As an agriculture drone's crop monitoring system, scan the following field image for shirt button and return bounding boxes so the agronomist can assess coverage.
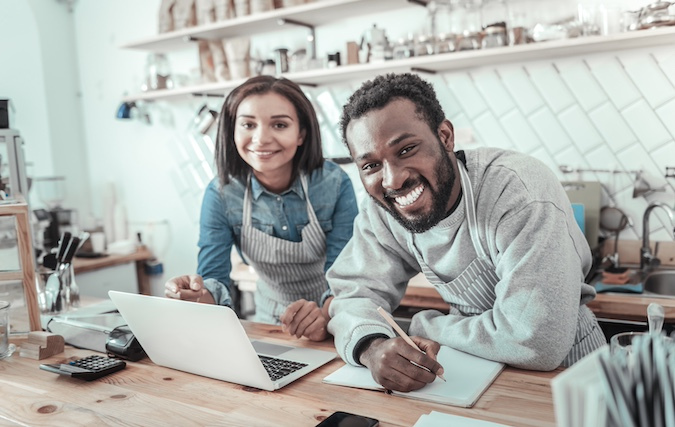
[282,226,288,231]
[277,197,282,201]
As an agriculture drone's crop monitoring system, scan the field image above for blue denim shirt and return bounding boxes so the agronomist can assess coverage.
[198,160,358,307]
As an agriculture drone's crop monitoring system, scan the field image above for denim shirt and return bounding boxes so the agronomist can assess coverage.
[198,160,358,307]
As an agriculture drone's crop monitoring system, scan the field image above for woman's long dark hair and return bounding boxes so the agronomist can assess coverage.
[214,76,324,187]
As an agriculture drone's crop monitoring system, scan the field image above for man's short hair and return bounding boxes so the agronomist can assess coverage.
[339,73,446,147]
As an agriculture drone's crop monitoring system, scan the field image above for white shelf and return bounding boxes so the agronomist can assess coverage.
[122,26,675,102]
[121,0,417,52]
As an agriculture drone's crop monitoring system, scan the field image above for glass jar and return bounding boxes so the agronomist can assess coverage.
[431,0,458,53]
[481,0,509,29]
[392,37,415,60]
[453,0,483,51]
[143,53,173,91]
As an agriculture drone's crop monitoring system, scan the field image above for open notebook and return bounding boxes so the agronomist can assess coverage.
[323,346,504,407]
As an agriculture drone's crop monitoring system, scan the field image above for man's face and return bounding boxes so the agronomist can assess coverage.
[346,99,457,233]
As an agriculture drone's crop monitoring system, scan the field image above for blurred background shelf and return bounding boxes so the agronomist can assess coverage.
[120,0,417,52]
[121,24,675,102]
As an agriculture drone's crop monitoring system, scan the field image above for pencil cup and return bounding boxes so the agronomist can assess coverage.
[610,331,645,356]
[610,331,673,359]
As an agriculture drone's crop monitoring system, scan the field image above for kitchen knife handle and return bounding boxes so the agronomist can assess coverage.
[56,231,72,262]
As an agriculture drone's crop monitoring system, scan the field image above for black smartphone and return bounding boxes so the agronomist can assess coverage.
[316,411,379,427]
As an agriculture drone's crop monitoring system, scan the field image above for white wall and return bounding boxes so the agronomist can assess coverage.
[0,1,55,198]
[2,0,674,293]
[0,1,91,214]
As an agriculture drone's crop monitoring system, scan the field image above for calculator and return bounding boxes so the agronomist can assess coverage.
[40,355,126,381]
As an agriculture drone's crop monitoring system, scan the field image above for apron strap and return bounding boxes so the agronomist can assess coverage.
[458,163,489,260]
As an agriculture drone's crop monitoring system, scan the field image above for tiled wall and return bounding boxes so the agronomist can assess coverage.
[309,45,675,245]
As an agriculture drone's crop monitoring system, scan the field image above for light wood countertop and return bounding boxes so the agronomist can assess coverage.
[72,245,154,274]
[72,246,155,295]
[401,280,675,324]
[3,321,561,427]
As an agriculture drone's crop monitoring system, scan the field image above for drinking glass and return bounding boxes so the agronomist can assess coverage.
[0,301,16,359]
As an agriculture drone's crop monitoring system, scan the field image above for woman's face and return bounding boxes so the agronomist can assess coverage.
[233,92,305,182]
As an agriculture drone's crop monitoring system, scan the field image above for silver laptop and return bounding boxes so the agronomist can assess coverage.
[108,291,336,391]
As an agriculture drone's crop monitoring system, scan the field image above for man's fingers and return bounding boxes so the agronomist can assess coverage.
[375,360,430,392]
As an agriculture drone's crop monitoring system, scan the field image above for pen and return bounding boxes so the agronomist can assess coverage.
[376,306,446,382]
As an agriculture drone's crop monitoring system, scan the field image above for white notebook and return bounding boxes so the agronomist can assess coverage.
[323,346,505,407]
[414,411,513,427]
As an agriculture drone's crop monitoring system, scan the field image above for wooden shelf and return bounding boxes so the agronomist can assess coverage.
[122,26,675,102]
[121,0,416,52]
[0,198,39,331]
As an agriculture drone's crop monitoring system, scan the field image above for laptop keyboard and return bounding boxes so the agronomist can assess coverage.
[258,355,307,381]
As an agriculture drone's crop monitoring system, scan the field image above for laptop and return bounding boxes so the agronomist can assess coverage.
[108,291,337,391]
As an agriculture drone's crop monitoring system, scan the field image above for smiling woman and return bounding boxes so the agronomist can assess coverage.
[164,76,359,343]
[232,92,305,193]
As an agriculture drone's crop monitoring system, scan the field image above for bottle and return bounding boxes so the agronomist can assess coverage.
[144,53,173,91]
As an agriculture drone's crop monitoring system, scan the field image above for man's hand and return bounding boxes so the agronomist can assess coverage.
[358,336,443,392]
[280,298,330,341]
[165,274,215,304]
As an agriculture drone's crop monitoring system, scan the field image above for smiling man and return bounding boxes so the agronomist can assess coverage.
[326,73,606,393]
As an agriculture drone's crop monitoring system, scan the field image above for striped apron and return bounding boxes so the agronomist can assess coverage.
[410,163,604,366]
[241,174,327,325]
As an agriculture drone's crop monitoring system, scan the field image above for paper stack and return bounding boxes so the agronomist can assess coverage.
[551,334,675,427]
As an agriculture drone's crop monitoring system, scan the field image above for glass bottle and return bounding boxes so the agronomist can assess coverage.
[453,0,482,51]
[431,0,458,54]
[144,53,173,91]
[481,0,509,48]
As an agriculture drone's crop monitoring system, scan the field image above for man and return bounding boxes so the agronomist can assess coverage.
[326,73,606,393]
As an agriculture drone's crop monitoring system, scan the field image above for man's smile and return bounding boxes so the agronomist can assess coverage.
[393,184,425,207]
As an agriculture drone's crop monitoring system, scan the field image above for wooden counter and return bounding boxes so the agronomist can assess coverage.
[72,246,154,295]
[401,284,675,324]
[2,322,561,427]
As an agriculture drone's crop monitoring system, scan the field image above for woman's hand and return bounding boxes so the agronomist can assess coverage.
[164,274,215,304]
[358,336,442,392]
[280,297,332,341]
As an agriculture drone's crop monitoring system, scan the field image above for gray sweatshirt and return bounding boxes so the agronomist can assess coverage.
[327,147,605,371]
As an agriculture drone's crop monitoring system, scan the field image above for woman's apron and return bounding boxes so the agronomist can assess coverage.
[409,164,602,366]
[240,174,327,325]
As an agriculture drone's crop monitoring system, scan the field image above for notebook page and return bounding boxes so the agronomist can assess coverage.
[323,346,504,407]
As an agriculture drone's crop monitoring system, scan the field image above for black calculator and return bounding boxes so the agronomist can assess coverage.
[40,355,126,381]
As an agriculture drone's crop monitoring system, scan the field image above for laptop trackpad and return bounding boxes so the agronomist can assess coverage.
[251,340,294,357]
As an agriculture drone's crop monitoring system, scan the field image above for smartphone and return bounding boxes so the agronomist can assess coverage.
[316,411,379,427]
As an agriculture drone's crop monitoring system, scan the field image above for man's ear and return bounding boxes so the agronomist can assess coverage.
[438,119,455,153]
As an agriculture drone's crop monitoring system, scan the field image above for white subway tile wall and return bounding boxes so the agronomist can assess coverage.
[437,47,674,244]
[586,56,642,110]
[316,46,675,245]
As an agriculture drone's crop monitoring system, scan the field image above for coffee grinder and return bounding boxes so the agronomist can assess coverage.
[33,176,78,251]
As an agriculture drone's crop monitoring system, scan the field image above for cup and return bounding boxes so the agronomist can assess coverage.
[0,301,16,360]
[610,331,673,359]
[610,331,645,356]
[90,231,106,253]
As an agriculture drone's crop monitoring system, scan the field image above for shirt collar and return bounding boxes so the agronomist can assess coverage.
[250,174,306,200]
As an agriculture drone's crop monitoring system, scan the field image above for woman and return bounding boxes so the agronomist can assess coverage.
[165,76,358,341]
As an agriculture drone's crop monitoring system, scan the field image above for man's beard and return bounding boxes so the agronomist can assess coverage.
[372,150,455,234]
